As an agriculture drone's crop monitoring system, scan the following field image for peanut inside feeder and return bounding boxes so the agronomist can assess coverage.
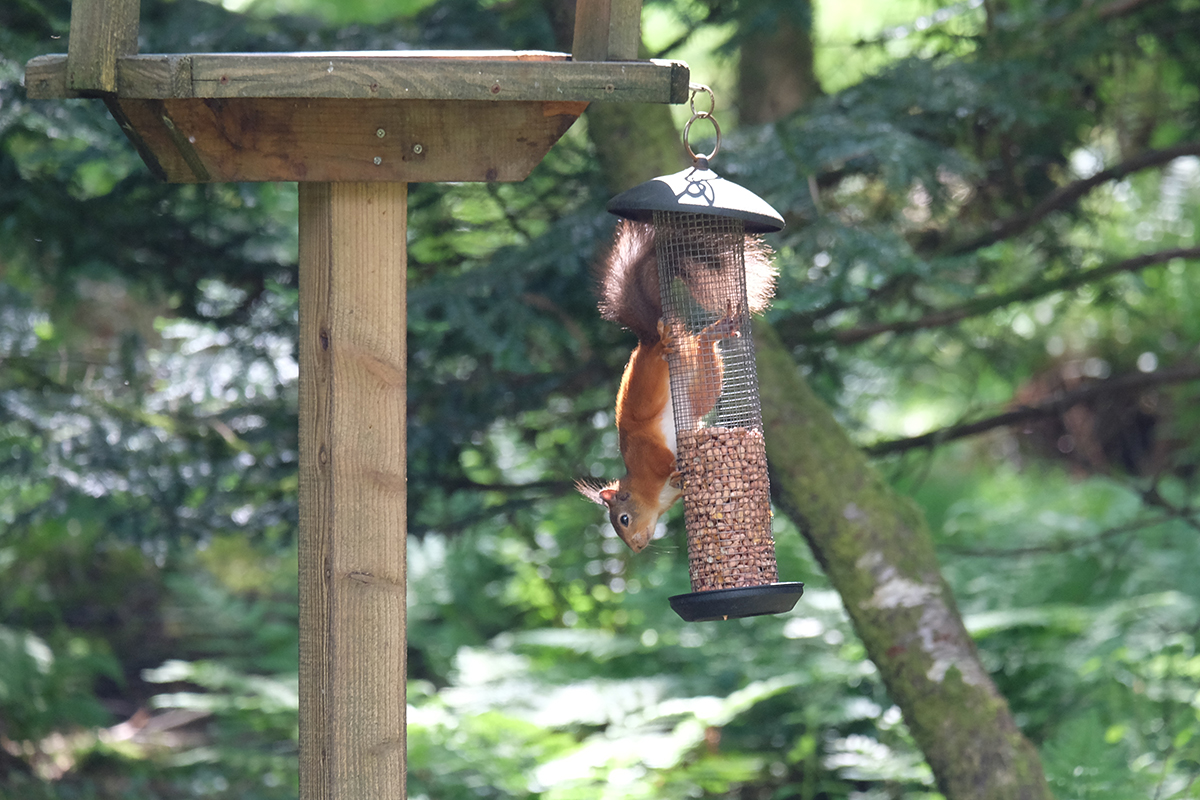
[653,212,779,593]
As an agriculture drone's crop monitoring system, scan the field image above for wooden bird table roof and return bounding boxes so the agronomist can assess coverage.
[25,51,688,183]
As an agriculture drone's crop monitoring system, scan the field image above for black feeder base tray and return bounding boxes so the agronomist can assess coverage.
[669,581,804,622]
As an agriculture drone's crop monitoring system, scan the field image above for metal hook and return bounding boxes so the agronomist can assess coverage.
[688,83,716,118]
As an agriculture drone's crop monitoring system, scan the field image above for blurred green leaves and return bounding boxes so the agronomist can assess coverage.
[4,0,1200,797]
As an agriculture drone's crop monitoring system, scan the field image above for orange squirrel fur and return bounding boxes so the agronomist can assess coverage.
[578,220,776,552]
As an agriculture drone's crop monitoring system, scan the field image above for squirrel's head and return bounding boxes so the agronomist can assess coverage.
[576,479,655,552]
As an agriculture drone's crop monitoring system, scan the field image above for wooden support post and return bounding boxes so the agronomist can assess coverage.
[67,0,140,94]
[572,0,643,61]
[298,182,408,800]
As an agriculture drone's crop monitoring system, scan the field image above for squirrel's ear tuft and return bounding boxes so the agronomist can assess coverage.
[576,478,616,505]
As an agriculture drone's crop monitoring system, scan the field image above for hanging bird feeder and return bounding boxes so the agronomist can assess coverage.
[607,85,804,622]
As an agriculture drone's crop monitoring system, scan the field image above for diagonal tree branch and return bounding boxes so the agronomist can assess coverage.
[939,141,1200,257]
[865,362,1200,457]
[805,246,1200,345]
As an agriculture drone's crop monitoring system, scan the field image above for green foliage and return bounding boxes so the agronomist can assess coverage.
[142,659,298,795]
[5,0,1200,797]
[0,625,116,743]
[913,452,1200,796]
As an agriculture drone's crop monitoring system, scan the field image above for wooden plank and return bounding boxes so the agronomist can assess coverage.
[67,0,140,94]
[26,52,689,104]
[119,53,193,98]
[153,100,212,181]
[124,51,568,100]
[572,0,608,60]
[185,53,682,103]
[608,0,644,60]
[298,181,408,800]
[25,54,79,99]
[103,97,168,181]
[109,97,191,179]
[110,97,587,183]
[573,0,643,61]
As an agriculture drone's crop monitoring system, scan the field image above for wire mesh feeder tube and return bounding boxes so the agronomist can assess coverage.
[652,211,801,621]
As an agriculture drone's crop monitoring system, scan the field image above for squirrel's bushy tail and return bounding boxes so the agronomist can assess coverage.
[741,235,777,316]
[596,220,777,342]
[597,220,662,342]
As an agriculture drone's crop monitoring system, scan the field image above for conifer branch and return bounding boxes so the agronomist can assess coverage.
[865,362,1200,456]
[940,141,1200,256]
[803,246,1200,345]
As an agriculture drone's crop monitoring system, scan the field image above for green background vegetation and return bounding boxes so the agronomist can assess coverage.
[3,0,1200,796]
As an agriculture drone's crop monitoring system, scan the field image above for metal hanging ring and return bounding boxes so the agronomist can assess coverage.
[684,83,721,163]
[689,83,716,117]
[683,111,721,163]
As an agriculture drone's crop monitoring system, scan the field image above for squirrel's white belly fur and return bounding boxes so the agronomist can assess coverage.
[657,382,682,509]
[660,381,677,455]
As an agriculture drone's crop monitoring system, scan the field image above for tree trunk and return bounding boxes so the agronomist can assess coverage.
[736,3,821,124]
[756,321,1054,800]
[586,101,687,194]
[547,0,687,195]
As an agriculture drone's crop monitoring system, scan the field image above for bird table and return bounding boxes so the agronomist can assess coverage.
[24,0,687,795]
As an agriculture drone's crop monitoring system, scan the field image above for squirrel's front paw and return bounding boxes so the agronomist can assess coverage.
[721,298,743,327]
[703,300,741,340]
[658,318,679,357]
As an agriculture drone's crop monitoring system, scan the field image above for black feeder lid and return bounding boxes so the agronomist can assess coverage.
[606,162,785,234]
[670,582,804,622]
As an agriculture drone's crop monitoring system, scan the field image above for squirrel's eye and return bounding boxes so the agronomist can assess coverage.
[619,514,630,527]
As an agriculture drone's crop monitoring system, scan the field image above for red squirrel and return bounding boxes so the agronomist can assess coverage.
[578,220,777,552]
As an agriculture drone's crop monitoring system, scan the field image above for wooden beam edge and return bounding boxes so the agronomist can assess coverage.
[25,54,80,99]
[106,97,588,184]
[103,97,168,181]
[667,61,690,104]
[25,53,689,103]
